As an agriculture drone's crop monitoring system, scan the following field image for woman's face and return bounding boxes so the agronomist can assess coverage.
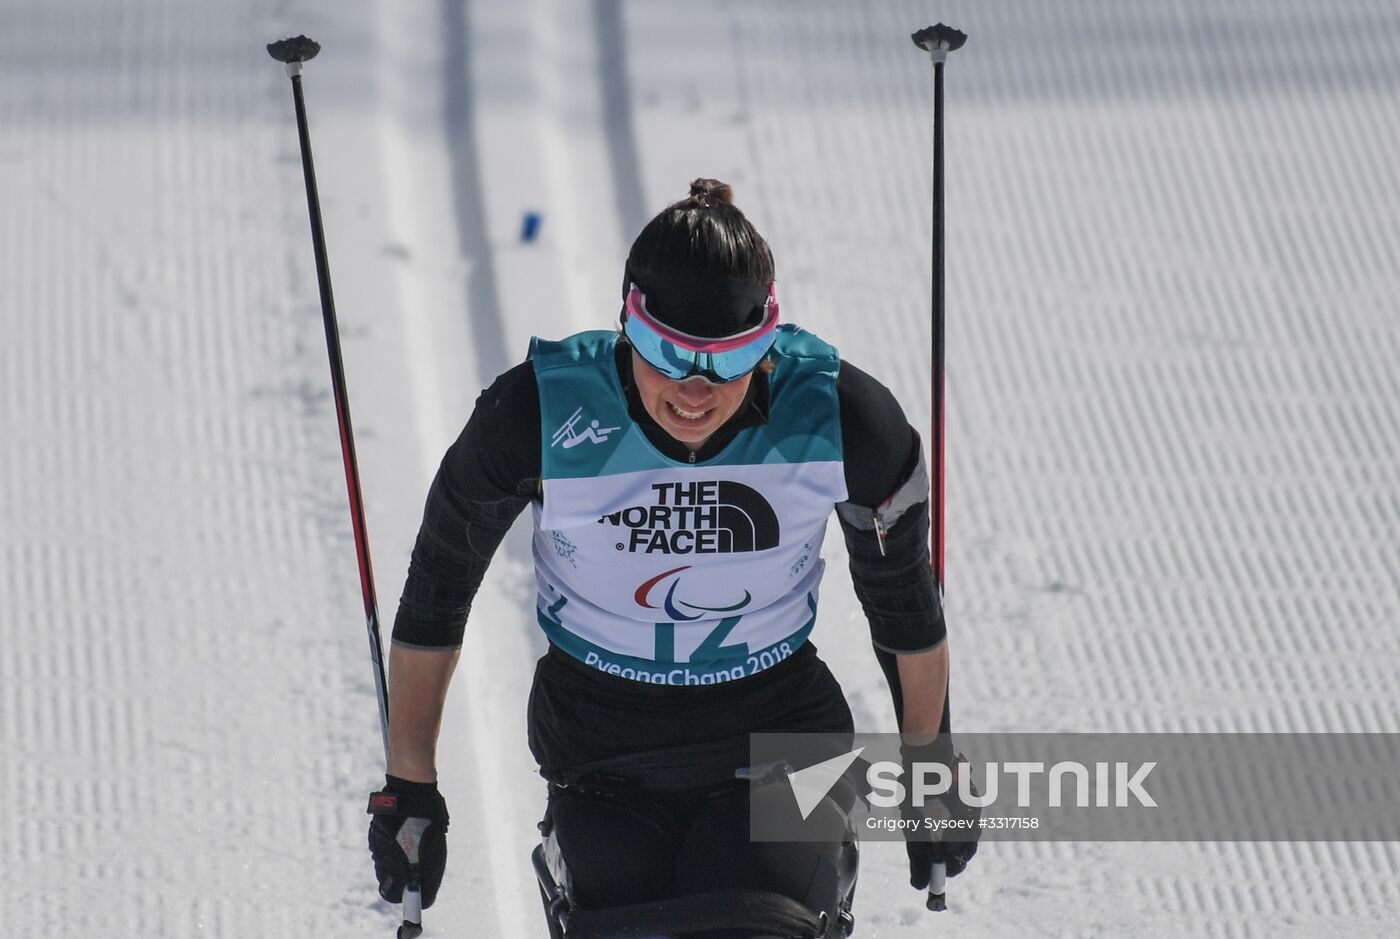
[631,349,753,451]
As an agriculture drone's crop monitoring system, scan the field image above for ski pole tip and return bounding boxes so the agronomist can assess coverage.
[396,886,423,938]
[926,861,948,911]
[267,35,321,64]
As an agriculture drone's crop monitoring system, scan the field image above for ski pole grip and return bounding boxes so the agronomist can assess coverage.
[926,862,947,911]
[394,818,429,937]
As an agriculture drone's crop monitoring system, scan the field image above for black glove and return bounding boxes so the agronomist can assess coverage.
[367,775,450,909]
[899,743,981,888]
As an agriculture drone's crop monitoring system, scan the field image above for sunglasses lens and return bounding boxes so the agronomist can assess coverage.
[625,314,774,382]
[623,285,778,383]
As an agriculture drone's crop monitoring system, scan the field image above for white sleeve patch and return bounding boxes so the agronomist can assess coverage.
[836,448,931,554]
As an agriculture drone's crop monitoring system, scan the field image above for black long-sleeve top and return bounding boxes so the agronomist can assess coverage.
[392,345,950,767]
[393,344,942,651]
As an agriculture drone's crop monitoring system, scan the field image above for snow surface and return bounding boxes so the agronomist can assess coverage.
[3,0,1398,936]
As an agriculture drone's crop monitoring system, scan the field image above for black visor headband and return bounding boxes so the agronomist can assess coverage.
[623,267,772,339]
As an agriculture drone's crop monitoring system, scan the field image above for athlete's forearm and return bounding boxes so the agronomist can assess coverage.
[896,642,949,739]
[386,644,461,782]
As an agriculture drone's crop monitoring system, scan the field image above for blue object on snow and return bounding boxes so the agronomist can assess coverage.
[521,211,544,243]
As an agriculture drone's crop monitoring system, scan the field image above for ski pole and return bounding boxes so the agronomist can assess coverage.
[265,35,422,939]
[911,21,967,915]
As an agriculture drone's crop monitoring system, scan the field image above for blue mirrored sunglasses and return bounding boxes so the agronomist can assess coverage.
[622,283,780,384]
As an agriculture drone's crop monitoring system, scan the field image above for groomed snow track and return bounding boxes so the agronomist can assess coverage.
[3,1,1398,936]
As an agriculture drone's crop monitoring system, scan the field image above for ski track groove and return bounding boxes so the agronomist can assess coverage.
[591,0,651,240]
[438,0,512,375]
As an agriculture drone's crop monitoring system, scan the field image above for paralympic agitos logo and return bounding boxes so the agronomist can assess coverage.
[634,565,752,621]
[599,480,780,554]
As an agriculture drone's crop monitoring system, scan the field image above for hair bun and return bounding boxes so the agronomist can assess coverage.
[688,178,734,207]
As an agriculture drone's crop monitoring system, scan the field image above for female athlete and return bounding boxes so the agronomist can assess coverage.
[366,179,977,935]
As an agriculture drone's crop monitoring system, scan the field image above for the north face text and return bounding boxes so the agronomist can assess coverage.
[600,481,781,554]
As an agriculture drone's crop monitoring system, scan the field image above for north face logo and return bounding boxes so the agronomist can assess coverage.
[600,480,781,554]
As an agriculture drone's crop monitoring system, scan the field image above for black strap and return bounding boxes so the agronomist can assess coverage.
[550,734,753,793]
[561,888,833,939]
